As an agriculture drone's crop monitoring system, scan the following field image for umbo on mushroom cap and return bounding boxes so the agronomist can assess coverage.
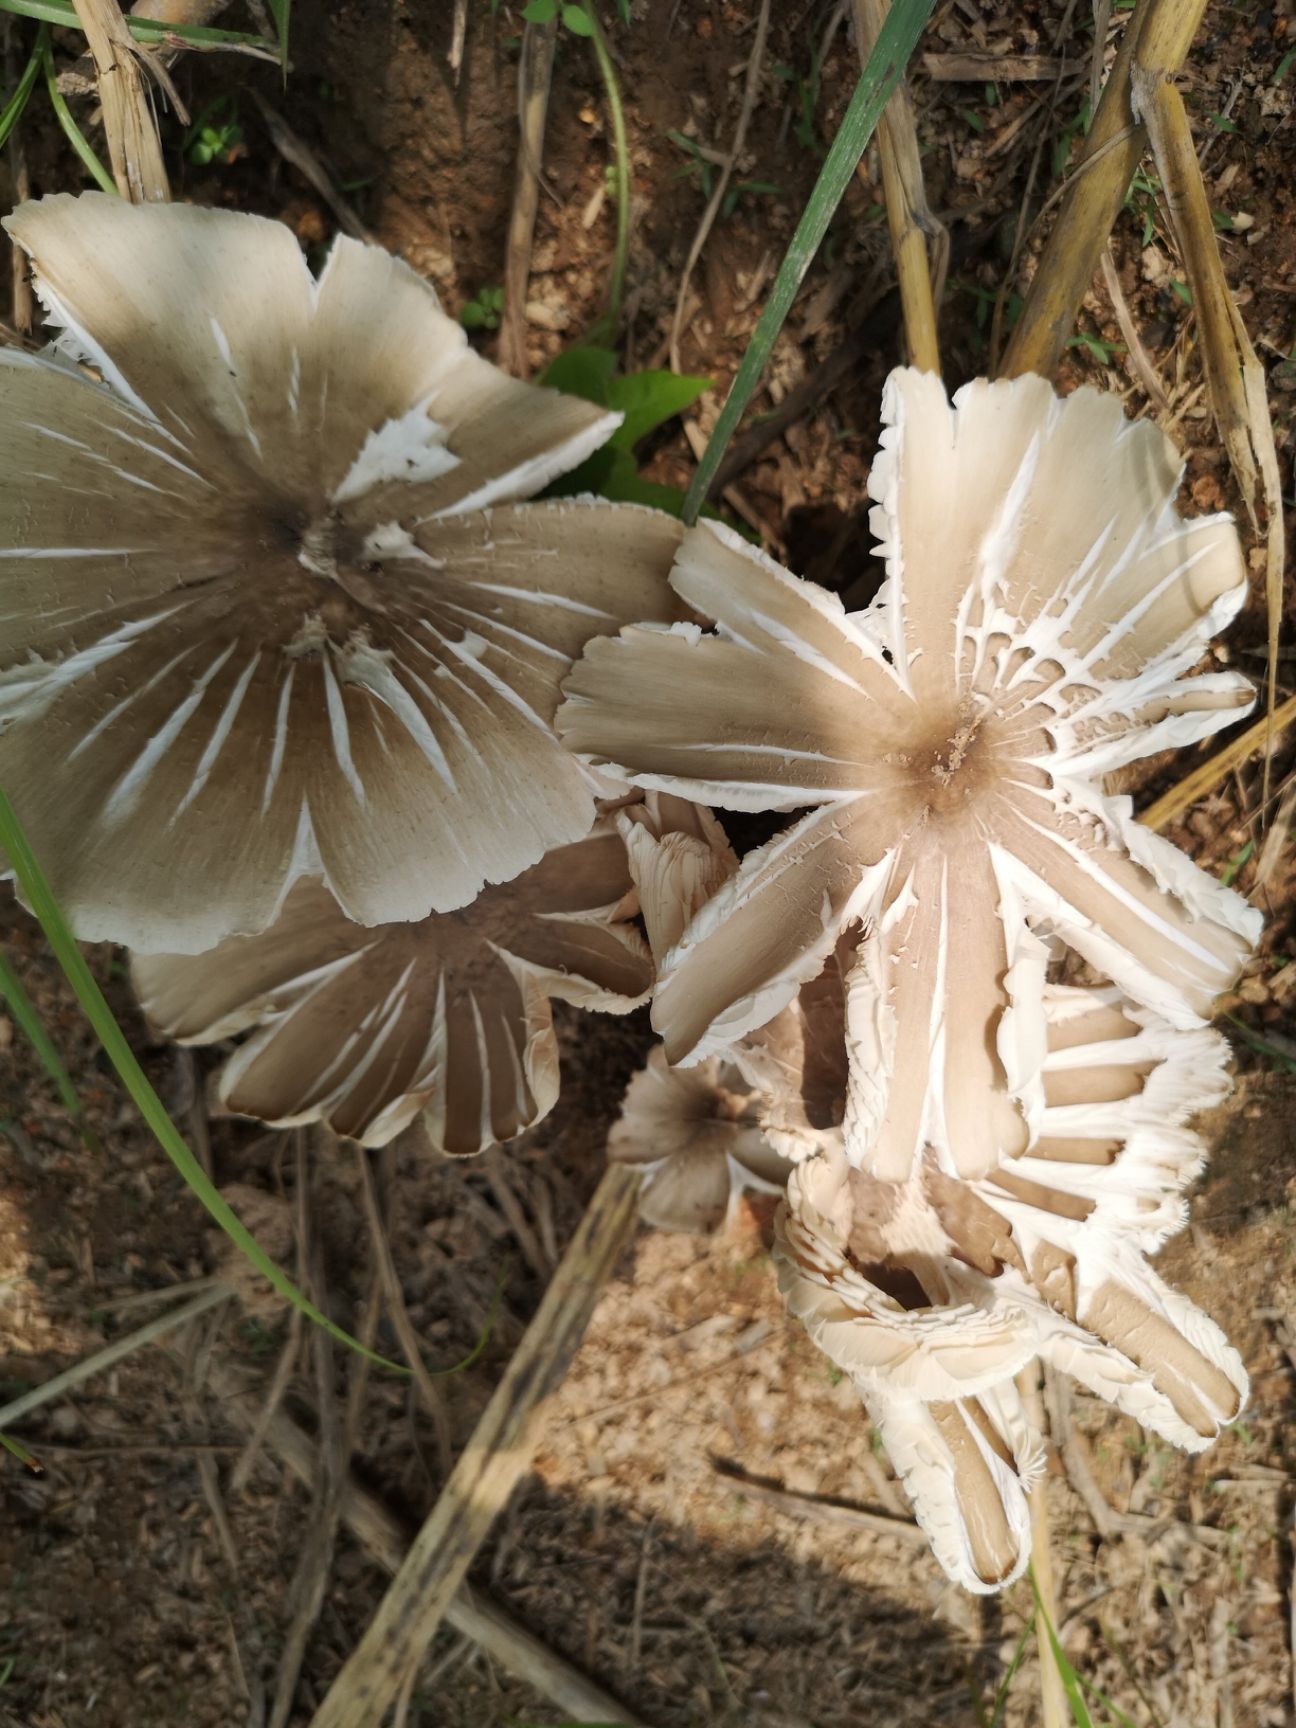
[0,194,682,952]
[131,820,652,1153]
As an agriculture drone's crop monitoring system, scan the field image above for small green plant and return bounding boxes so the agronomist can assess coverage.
[774,49,823,154]
[666,132,781,218]
[1125,166,1164,245]
[1067,330,1125,365]
[459,284,505,331]
[185,95,243,167]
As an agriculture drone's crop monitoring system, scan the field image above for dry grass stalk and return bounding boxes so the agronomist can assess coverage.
[1000,0,1207,381]
[499,12,558,377]
[1140,689,1296,834]
[1099,247,1170,413]
[307,1163,642,1728]
[852,0,942,373]
[1129,48,1286,764]
[1018,1368,1067,1728]
[0,1283,228,1431]
[251,91,375,242]
[208,1361,650,1726]
[668,0,771,373]
[71,0,170,203]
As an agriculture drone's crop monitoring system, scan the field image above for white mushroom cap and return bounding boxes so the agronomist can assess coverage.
[131,820,652,1152]
[0,194,682,951]
[559,369,1261,1184]
[608,1044,791,1233]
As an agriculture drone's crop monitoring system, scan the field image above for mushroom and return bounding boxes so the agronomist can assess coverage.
[607,1045,791,1233]
[0,194,682,952]
[560,367,1259,1590]
[776,982,1246,1592]
[131,820,652,1153]
[559,369,1261,1176]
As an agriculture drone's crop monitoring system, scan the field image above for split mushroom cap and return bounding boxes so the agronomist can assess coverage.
[131,820,652,1153]
[0,194,682,952]
[560,369,1261,1182]
[608,1045,791,1233]
[776,982,1247,1593]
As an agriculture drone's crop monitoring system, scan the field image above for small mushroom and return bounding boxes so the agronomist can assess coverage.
[0,194,682,951]
[607,1045,790,1233]
[131,821,652,1152]
[776,981,1247,1592]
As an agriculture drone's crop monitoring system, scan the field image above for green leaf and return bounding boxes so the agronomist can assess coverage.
[0,0,277,51]
[41,33,116,195]
[562,2,595,34]
[520,0,558,18]
[0,22,43,153]
[0,948,87,1134]
[605,368,710,448]
[0,788,408,1375]
[539,342,618,406]
[268,0,290,63]
[682,0,936,521]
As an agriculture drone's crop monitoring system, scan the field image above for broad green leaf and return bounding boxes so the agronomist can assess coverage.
[540,342,618,405]
[562,3,595,34]
[606,368,710,448]
[520,0,558,18]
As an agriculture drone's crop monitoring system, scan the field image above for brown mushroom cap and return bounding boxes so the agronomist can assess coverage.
[0,194,682,951]
[131,820,652,1152]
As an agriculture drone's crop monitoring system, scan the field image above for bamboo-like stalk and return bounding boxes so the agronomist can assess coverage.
[71,0,170,202]
[1018,1368,1067,1728]
[852,0,942,373]
[1130,55,1286,762]
[999,0,1207,381]
[307,1163,642,1728]
[499,13,558,378]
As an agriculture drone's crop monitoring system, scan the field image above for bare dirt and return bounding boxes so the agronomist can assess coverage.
[1,2,1295,1726]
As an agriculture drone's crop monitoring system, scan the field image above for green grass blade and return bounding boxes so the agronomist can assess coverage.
[0,789,407,1375]
[41,33,116,194]
[0,22,43,152]
[267,0,290,68]
[0,947,85,1126]
[987,1619,1034,1726]
[0,0,276,51]
[681,0,936,523]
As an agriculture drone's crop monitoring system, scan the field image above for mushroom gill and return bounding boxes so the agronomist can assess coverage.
[0,194,682,952]
[131,820,652,1153]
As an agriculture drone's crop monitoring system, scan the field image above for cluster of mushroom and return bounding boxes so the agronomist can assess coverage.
[0,195,1258,1594]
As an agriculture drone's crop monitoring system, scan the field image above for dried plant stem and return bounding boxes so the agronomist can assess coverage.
[71,0,170,201]
[1140,689,1296,834]
[1019,1368,1067,1728]
[499,11,557,377]
[1099,246,1170,413]
[851,0,941,372]
[307,1163,642,1728]
[1000,0,1206,381]
[1130,53,1286,770]
[0,1284,229,1431]
[209,1359,650,1725]
[668,0,770,374]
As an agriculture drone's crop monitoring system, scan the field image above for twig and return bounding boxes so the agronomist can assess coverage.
[499,11,557,377]
[710,1458,928,1543]
[307,1163,642,1728]
[668,0,770,373]
[0,1284,229,1430]
[1019,1368,1068,1728]
[71,0,170,201]
[1099,246,1171,412]
[207,1365,651,1724]
[356,1142,453,1478]
[449,0,467,84]
[251,90,375,242]
[852,0,942,372]
[1140,690,1296,833]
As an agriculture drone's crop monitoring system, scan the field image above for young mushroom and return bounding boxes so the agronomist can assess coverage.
[560,368,1261,1589]
[131,821,652,1153]
[0,194,682,952]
